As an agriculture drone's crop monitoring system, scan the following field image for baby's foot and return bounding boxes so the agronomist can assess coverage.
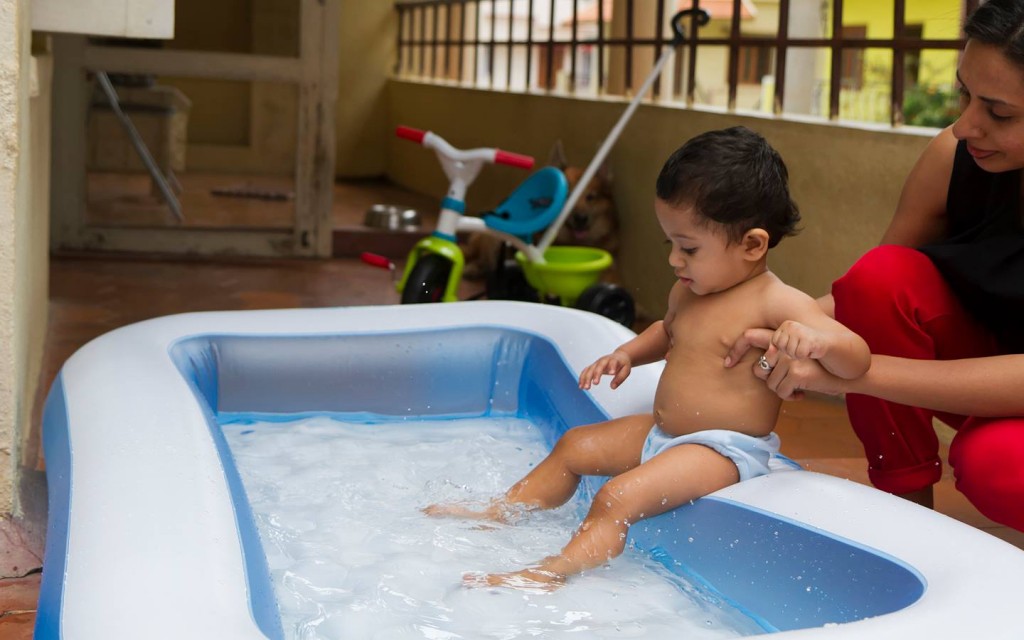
[422,501,507,522]
[462,568,566,592]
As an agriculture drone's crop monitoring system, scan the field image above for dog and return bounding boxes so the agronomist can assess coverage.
[462,141,619,283]
[552,164,618,253]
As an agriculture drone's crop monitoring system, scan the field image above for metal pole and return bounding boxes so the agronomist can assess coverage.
[535,9,708,259]
[95,71,184,223]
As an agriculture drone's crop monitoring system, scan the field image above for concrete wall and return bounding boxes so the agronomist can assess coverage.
[386,81,933,318]
[0,0,50,573]
[0,0,28,518]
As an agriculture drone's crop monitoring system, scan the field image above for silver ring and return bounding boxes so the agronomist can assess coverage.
[758,355,774,372]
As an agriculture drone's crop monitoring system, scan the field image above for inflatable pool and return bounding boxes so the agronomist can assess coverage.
[38,301,1024,639]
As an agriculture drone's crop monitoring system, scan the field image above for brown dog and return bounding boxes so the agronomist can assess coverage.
[462,142,619,281]
[552,164,618,254]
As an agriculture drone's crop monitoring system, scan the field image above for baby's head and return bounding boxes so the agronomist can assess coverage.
[655,126,801,249]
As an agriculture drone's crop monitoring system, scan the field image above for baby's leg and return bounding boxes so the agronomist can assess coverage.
[424,413,653,522]
[476,442,739,588]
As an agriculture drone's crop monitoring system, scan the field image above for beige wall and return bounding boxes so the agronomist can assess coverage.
[1,1,50,532]
[386,81,933,318]
[334,2,393,177]
[0,0,22,516]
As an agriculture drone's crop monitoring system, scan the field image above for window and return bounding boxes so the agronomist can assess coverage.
[738,46,773,85]
[904,24,924,87]
[395,0,972,127]
[840,26,867,91]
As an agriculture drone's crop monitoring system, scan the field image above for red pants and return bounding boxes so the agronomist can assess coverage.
[833,245,1024,531]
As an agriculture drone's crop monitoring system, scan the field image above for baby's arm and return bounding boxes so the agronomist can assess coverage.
[579,284,681,390]
[579,320,671,389]
[767,287,870,380]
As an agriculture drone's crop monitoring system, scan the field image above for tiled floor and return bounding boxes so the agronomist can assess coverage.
[3,179,1022,637]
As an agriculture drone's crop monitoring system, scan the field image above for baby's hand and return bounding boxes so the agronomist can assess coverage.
[578,351,632,390]
[771,321,830,360]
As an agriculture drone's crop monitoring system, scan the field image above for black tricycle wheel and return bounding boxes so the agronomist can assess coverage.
[576,283,636,328]
[486,257,540,303]
[401,254,452,304]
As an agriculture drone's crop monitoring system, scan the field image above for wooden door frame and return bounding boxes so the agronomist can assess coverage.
[49,0,340,258]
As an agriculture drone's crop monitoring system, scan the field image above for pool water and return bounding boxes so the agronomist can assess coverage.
[223,415,751,639]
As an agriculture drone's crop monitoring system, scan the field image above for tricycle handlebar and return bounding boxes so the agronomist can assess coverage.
[495,150,534,170]
[395,125,533,170]
[395,125,426,144]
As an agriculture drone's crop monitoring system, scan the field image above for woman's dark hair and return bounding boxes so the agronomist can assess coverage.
[965,0,1024,66]
[655,126,801,248]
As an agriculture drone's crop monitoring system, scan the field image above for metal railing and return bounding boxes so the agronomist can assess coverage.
[395,0,977,127]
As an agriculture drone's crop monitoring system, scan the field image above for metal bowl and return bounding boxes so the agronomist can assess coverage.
[363,204,421,231]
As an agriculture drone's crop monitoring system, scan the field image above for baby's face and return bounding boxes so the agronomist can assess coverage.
[654,199,755,295]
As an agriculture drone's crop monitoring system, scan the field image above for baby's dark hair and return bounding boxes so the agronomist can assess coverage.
[964,0,1024,67]
[655,126,801,248]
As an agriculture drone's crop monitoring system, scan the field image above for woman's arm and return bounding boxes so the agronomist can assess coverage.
[814,129,956,321]
[846,354,1024,417]
[879,126,957,246]
[728,328,1024,416]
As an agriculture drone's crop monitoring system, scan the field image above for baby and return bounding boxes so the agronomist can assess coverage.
[425,126,870,589]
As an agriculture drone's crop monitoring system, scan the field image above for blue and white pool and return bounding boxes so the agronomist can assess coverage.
[38,301,1024,639]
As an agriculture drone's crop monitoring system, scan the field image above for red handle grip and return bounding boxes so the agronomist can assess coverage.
[361,252,394,270]
[396,125,427,144]
[495,150,535,170]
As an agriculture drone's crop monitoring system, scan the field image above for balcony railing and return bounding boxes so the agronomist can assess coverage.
[394,0,978,127]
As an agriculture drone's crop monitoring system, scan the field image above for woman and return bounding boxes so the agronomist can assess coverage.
[726,0,1024,531]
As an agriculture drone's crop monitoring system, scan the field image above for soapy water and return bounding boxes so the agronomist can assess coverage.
[224,416,748,639]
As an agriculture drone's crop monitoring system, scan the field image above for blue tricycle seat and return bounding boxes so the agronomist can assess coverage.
[482,166,568,243]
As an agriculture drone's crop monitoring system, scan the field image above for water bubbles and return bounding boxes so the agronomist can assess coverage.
[228,415,743,638]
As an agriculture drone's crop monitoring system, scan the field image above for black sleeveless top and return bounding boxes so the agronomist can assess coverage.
[918,140,1024,353]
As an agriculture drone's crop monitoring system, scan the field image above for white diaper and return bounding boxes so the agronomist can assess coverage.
[640,426,781,481]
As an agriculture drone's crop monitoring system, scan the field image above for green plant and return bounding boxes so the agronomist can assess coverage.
[903,84,959,128]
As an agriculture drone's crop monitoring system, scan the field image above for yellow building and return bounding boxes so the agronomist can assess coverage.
[839,0,963,124]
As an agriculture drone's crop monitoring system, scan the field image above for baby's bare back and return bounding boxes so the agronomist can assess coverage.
[653,276,783,438]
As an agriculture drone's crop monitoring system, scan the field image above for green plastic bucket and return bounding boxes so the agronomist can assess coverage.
[516,246,613,306]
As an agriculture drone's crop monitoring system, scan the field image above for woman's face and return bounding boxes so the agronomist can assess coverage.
[952,40,1024,173]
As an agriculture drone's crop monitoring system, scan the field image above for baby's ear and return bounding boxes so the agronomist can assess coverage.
[741,228,770,260]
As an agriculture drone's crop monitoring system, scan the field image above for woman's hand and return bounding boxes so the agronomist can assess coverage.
[579,351,632,390]
[724,328,848,400]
